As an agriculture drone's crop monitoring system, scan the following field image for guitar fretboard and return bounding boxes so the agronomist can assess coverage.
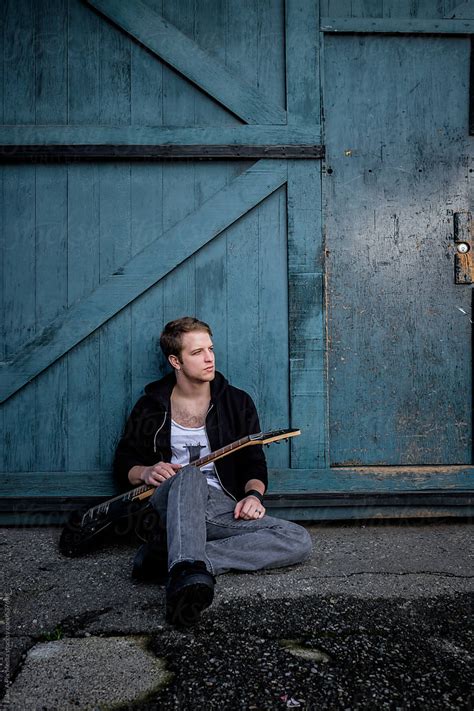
[83,435,252,522]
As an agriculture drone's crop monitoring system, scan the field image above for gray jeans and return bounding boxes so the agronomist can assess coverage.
[150,465,312,576]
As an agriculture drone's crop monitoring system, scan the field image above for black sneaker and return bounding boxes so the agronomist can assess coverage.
[165,561,215,627]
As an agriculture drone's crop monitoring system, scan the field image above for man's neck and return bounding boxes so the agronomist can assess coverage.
[173,375,211,402]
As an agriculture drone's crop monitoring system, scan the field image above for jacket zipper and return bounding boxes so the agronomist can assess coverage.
[206,403,236,501]
[153,410,168,453]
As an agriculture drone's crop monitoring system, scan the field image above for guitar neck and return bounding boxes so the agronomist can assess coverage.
[82,428,300,525]
[84,435,253,521]
[130,435,251,501]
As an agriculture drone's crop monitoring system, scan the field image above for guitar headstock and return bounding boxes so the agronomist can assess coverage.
[249,428,301,445]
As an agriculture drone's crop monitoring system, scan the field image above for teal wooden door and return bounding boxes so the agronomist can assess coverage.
[306,2,473,515]
[323,26,473,474]
[0,0,323,514]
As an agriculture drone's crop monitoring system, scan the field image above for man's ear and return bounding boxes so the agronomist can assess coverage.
[168,354,180,371]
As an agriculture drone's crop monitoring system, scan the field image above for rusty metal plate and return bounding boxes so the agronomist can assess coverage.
[454,212,474,284]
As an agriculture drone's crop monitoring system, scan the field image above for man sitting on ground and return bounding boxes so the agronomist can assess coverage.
[113,317,312,626]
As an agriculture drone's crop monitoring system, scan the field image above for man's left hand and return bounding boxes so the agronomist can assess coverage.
[234,495,266,520]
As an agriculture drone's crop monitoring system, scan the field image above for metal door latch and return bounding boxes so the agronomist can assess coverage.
[454,212,474,284]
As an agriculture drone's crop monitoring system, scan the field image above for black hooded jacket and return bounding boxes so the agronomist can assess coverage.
[113,371,268,501]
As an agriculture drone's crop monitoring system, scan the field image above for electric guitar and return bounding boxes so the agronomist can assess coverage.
[59,428,300,557]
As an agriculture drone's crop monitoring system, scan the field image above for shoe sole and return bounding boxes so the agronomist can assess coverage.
[166,580,214,627]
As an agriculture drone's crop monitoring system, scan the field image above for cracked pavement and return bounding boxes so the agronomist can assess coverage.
[1,518,473,709]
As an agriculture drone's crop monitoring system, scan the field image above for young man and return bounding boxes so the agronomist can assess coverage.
[114,317,312,626]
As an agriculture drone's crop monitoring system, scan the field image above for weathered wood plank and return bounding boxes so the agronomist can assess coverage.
[130,0,163,125]
[67,0,101,123]
[383,0,458,18]
[35,166,68,471]
[0,125,320,147]
[130,164,166,395]
[0,144,324,161]
[256,0,286,110]
[194,233,228,374]
[0,161,287,402]
[257,187,290,469]
[85,0,286,124]
[194,0,235,126]
[31,0,68,471]
[321,17,474,31]
[99,2,131,124]
[4,0,35,124]
[1,467,472,497]
[66,1,102,471]
[286,0,321,124]
[444,0,474,18]
[268,468,474,494]
[129,0,165,394]
[34,0,67,123]
[350,0,383,17]
[2,166,36,473]
[160,0,197,335]
[66,165,101,471]
[286,0,326,471]
[226,197,260,407]
[98,162,132,468]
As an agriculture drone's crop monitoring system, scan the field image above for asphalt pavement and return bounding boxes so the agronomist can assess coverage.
[0,518,473,710]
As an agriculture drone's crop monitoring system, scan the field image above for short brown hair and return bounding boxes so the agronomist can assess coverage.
[160,317,213,359]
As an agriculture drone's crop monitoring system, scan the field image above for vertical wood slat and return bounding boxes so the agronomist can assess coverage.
[350,0,383,16]
[2,167,37,473]
[256,0,286,110]
[130,0,163,126]
[67,0,101,123]
[194,232,228,375]
[97,14,132,468]
[98,163,132,468]
[226,202,260,406]
[35,166,68,471]
[34,0,67,124]
[258,187,290,468]
[2,2,37,472]
[192,0,233,364]
[33,0,69,471]
[383,0,455,18]
[4,0,35,124]
[99,0,131,124]
[194,0,233,126]
[286,0,326,469]
[67,1,101,469]
[160,0,197,348]
[129,1,165,401]
[67,167,101,471]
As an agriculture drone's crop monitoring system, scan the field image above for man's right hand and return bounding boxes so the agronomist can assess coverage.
[140,462,181,487]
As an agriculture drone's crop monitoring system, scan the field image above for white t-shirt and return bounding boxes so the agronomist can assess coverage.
[170,419,223,490]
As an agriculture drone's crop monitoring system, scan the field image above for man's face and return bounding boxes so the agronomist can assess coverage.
[173,330,215,384]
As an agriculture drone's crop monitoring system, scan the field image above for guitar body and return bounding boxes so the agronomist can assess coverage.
[59,507,113,557]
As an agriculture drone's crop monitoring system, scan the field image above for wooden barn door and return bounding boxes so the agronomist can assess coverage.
[0,0,324,518]
[324,32,473,474]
